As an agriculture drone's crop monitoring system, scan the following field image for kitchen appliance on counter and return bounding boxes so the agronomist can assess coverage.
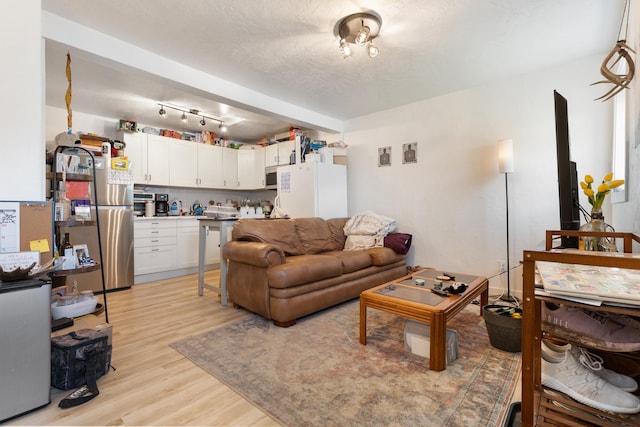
[155,193,169,216]
[133,190,154,217]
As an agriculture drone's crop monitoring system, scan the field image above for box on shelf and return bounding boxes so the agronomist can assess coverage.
[404,319,459,364]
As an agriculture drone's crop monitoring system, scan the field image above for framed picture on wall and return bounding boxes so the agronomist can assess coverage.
[378,146,392,167]
[402,142,417,164]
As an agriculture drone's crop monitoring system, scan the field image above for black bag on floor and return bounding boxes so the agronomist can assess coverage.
[51,329,112,391]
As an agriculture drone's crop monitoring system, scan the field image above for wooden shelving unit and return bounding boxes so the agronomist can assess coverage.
[521,231,640,426]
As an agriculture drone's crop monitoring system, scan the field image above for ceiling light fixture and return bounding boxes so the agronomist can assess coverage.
[157,103,226,130]
[336,11,382,59]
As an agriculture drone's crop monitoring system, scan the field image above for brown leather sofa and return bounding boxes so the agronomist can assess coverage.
[222,217,409,326]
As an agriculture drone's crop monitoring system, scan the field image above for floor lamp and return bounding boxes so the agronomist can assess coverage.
[497,139,518,303]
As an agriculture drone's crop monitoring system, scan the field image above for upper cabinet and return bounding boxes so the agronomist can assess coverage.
[222,147,239,189]
[168,139,198,187]
[238,147,265,189]
[197,144,223,188]
[118,132,170,186]
[120,133,319,191]
[264,140,295,168]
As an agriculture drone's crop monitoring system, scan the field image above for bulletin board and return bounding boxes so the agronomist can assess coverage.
[0,201,53,264]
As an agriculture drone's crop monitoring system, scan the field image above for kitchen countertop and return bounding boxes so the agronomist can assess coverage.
[134,215,207,221]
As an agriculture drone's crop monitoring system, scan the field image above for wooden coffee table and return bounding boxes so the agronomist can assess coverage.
[359,269,488,371]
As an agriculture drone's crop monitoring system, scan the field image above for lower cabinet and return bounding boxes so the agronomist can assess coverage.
[134,220,177,275]
[135,218,220,277]
[176,219,220,268]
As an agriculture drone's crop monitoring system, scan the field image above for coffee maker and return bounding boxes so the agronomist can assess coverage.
[155,193,169,216]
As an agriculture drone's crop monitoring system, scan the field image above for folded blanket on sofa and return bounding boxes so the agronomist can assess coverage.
[343,211,396,250]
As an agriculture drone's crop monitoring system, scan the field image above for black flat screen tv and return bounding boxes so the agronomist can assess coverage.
[554,90,581,248]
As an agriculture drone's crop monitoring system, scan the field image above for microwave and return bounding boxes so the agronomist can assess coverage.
[133,190,155,216]
[265,166,278,190]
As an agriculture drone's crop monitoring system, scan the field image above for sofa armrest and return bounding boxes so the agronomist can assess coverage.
[223,241,286,267]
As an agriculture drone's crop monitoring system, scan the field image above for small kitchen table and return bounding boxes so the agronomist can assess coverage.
[196,218,237,306]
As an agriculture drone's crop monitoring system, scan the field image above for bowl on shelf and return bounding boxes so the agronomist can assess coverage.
[51,296,98,320]
[0,258,61,282]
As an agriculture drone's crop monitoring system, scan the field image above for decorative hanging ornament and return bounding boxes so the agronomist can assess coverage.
[591,0,635,101]
[55,51,80,146]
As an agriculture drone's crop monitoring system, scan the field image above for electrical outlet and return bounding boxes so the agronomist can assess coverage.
[497,260,507,273]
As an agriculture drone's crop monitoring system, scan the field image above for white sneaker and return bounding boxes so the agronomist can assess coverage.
[541,346,640,414]
[542,340,639,393]
[573,346,639,393]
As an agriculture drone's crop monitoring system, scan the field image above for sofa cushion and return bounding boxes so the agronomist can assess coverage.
[367,247,407,266]
[232,219,305,256]
[267,254,342,288]
[323,250,372,274]
[292,217,337,253]
[326,217,349,249]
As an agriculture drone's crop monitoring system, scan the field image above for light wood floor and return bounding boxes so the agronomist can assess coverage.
[9,270,281,426]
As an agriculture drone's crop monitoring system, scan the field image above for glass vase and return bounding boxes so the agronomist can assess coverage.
[579,208,616,252]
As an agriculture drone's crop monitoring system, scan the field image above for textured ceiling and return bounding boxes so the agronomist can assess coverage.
[42,0,626,142]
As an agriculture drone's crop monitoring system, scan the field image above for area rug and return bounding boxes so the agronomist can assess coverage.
[170,300,521,427]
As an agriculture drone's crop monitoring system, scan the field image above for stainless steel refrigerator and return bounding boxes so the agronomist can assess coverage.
[62,158,134,292]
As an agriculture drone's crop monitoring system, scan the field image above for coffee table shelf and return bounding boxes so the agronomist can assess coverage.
[359,268,488,371]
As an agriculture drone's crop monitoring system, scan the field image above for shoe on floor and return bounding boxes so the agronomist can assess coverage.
[541,348,640,414]
[541,340,638,392]
[58,385,99,409]
[542,303,640,352]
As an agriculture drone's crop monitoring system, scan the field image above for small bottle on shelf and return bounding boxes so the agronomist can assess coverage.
[60,232,74,258]
[56,181,71,221]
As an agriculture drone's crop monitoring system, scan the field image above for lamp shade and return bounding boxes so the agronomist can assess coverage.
[497,139,514,174]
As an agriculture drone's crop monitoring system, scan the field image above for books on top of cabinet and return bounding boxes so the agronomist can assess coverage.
[536,260,640,306]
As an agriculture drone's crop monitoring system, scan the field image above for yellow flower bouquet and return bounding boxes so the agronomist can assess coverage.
[579,172,624,211]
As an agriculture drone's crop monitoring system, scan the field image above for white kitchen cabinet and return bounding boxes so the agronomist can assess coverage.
[134,219,176,275]
[176,219,219,268]
[197,143,223,188]
[277,140,295,165]
[168,139,198,187]
[265,143,280,168]
[264,140,295,168]
[119,132,170,186]
[238,147,265,189]
[222,147,239,188]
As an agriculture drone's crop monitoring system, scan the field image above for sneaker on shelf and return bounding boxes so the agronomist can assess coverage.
[542,303,640,352]
[573,346,639,393]
[541,340,639,392]
[541,347,640,414]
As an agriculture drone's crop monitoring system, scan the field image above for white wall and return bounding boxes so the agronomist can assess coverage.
[344,54,616,298]
[0,0,44,201]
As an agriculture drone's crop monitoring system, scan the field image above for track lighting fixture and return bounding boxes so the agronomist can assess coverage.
[336,11,382,59]
[366,42,379,58]
[157,102,226,131]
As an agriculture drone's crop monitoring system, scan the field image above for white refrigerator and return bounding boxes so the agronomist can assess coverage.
[276,162,347,219]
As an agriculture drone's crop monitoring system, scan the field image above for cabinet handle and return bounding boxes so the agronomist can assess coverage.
[151,231,159,234]
[151,248,159,252]
[151,240,159,243]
